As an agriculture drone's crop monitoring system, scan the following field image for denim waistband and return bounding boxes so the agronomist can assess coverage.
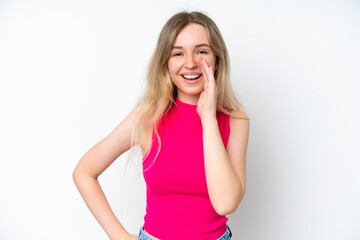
[139,225,232,239]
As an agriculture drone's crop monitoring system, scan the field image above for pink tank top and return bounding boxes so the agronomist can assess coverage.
[142,98,230,239]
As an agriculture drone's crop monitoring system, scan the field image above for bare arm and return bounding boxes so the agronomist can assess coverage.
[73,107,139,240]
[202,112,249,216]
[197,57,249,216]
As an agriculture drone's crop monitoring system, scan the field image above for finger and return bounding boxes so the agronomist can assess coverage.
[199,58,211,83]
[209,66,215,84]
[198,58,207,78]
[201,58,210,75]
[200,57,209,68]
[199,57,214,79]
[198,57,208,72]
[203,64,214,87]
[203,79,209,90]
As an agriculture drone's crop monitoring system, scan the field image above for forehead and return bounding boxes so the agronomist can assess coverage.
[173,23,209,47]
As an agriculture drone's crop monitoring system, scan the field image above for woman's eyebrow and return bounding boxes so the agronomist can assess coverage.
[172,43,211,49]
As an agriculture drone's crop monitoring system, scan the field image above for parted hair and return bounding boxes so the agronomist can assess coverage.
[131,11,244,170]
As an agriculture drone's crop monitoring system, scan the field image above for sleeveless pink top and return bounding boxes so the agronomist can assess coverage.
[142,98,230,239]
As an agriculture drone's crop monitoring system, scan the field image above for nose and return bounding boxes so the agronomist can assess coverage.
[184,54,198,69]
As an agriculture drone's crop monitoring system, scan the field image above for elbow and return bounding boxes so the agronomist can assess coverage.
[72,166,88,185]
[72,165,98,186]
[214,203,239,216]
[214,189,246,216]
[72,168,81,185]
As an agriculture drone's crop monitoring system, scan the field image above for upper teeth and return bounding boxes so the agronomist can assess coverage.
[183,75,200,79]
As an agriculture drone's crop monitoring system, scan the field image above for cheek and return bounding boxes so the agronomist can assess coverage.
[168,60,182,74]
[204,55,216,68]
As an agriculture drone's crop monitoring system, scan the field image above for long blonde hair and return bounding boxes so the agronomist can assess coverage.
[131,11,244,169]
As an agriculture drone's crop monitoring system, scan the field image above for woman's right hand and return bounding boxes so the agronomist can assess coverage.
[119,233,139,240]
[73,107,141,240]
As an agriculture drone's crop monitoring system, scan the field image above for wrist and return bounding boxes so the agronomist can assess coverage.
[201,116,218,127]
[112,230,129,240]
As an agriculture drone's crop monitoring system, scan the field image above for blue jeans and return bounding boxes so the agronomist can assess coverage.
[139,225,232,240]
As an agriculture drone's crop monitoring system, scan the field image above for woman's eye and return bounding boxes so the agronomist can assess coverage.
[198,50,208,54]
[173,52,182,57]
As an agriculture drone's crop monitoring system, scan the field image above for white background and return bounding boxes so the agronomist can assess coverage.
[0,0,359,239]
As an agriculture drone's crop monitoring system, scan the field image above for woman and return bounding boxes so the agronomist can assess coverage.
[73,11,249,240]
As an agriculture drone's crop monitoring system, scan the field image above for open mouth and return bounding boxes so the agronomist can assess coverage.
[181,74,202,80]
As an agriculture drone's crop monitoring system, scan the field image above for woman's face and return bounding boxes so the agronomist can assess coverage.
[168,23,216,105]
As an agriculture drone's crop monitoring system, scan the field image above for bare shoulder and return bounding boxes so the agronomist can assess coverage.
[230,110,249,120]
[108,105,141,140]
[94,105,142,160]
[73,105,143,178]
[227,110,249,160]
[229,110,250,137]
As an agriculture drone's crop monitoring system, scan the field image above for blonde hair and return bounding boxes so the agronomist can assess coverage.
[131,11,245,172]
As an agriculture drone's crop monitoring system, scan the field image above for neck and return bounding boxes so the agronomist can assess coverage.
[177,93,200,105]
